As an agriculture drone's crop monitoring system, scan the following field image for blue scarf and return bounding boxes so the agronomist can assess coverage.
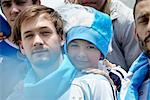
[125,53,149,100]
[23,55,77,100]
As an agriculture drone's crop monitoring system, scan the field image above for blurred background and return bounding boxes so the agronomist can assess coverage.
[0,0,135,19]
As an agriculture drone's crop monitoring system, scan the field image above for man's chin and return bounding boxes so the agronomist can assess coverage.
[143,43,150,56]
[32,57,51,66]
[144,50,150,57]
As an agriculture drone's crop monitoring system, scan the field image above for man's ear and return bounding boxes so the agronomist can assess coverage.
[60,35,65,46]
[134,27,139,41]
[19,41,25,55]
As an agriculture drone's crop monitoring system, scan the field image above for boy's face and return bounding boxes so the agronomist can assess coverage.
[68,39,102,70]
[20,13,63,67]
[1,0,40,28]
[134,0,150,55]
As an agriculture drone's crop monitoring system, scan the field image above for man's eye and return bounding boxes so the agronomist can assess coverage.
[41,32,51,36]
[24,34,34,39]
[16,1,26,5]
[2,3,11,8]
[138,18,149,25]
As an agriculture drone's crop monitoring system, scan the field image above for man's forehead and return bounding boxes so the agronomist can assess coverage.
[1,0,31,3]
[135,0,150,8]
[135,0,150,16]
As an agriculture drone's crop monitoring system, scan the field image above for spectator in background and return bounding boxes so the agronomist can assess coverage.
[0,0,40,42]
[65,0,142,71]
[120,0,150,99]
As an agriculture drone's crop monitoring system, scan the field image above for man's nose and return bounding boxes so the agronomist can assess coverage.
[33,35,44,47]
[10,4,20,15]
[147,19,150,32]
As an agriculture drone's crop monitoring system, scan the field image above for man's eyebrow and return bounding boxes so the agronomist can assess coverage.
[39,26,53,32]
[137,13,149,21]
[39,26,51,30]
[23,30,32,35]
[1,0,11,5]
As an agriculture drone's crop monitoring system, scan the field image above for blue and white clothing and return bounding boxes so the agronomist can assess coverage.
[120,53,150,100]
[60,72,115,100]
[0,39,28,100]
[7,55,77,100]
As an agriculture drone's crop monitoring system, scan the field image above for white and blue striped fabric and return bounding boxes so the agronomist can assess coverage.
[120,52,150,100]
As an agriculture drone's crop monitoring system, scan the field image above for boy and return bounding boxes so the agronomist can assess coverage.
[61,4,115,100]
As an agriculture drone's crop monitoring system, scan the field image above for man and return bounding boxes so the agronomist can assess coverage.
[65,0,142,71]
[11,5,77,100]
[120,0,150,99]
[0,0,40,99]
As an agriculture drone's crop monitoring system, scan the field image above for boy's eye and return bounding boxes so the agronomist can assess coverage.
[70,44,79,48]
[87,45,96,49]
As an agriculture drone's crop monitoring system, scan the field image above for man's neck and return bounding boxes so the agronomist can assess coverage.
[8,33,13,43]
[32,54,64,81]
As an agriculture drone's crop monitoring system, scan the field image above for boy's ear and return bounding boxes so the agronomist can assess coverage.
[19,41,25,55]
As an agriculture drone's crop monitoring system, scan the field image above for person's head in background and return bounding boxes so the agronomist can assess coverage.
[66,11,113,70]
[13,5,64,79]
[133,0,150,56]
[65,0,109,13]
[0,0,41,30]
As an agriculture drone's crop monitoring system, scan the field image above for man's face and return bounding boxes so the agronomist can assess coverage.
[20,13,63,67]
[1,0,40,28]
[68,40,102,70]
[134,0,150,55]
[65,0,107,11]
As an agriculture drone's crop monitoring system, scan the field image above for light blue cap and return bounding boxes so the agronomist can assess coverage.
[66,9,113,58]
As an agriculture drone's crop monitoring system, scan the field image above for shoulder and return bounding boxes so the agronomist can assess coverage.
[73,73,113,91]
[72,73,115,100]
[111,0,134,24]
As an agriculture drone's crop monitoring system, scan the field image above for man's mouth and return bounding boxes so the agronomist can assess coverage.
[32,49,48,55]
[10,18,15,22]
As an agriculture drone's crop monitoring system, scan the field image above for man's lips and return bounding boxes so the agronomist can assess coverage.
[10,18,15,22]
[32,49,48,55]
